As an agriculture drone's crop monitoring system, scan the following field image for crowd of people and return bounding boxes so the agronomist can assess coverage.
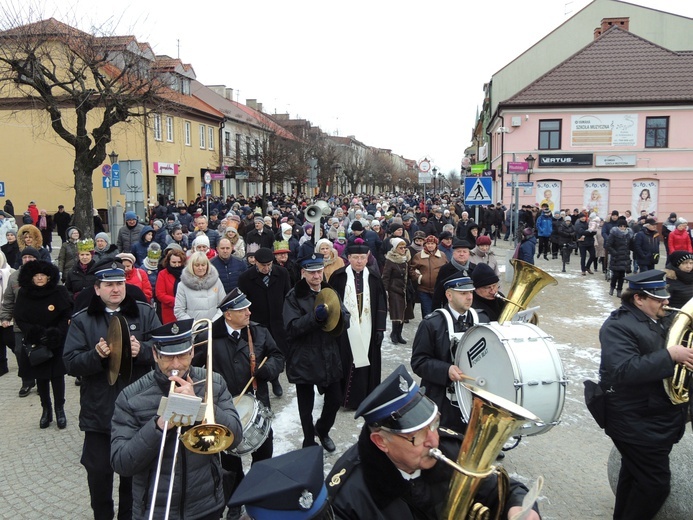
[1,190,692,520]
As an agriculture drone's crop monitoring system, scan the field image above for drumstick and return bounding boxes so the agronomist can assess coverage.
[459,374,486,387]
[234,357,268,406]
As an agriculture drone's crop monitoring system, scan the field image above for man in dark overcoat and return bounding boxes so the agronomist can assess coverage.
[238,247,291,397]
[330,240,387,411]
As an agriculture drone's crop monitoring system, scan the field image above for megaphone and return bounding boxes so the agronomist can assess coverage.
[305,200,332,223]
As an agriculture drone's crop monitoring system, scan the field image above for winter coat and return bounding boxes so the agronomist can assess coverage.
[154,266,182,324]
[599,303,686,446]
[574,219,596,247]
[131,225,155,267]
[633,228,660,267]
[557,222,576,247]
[535,212,553,237]
[63,293,160,433]
[116,221,144,254]
[664,266,693,310]
[606,227,633,272]
[2,240,19,269]
[197,319,285,409]
[283,278,346,386]
[64,260,97,299]
[237,264,291,354]
[668,228,693,254]
[517,235,536,264]
[469,247,500,277]
[124,267,153,303]
[111,366,242,520]
[14,262,72,380]
[322,247,346,282]
[174,266,225,322]
[382,249,414,322]
[210,254,246,294]
[57,225,82,280]
[409,248,448,294]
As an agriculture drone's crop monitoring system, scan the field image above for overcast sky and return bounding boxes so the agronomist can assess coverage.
[9,0,693,174]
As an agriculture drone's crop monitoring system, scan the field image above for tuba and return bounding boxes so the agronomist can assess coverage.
[496,259,557,324]
[662,297,693,404]
[430,386,539,520]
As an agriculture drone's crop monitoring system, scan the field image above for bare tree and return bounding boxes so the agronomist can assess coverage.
[0,13,172,236]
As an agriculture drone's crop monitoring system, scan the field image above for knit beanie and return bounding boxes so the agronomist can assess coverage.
[471,262,500,289]
[95,232,110,246]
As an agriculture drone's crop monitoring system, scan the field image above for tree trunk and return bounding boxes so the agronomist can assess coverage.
[73,161,95,239]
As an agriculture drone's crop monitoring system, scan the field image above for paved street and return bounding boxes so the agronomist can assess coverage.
[0,240,658,518]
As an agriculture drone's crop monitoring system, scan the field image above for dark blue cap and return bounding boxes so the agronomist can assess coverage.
[443,274,475,292]
[91,259,126,282]
[625,269,669,299]
[355,364,438,434]
[300,253,324,271]
[228,445,328,519]
[219,288,252,312]
[150,319,194,355]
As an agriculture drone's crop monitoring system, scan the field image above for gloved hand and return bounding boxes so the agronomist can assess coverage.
[315,304,328,322]
[374,331,384,344]
[255,365,270,380]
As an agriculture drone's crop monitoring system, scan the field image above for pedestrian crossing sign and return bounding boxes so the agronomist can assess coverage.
[464,177,493,206]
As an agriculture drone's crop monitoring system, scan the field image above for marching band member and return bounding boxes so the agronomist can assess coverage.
[470,262,506,323]
[283,254,349,452]
[327,365,540,520]
[63,259,161,520]
[411,275,478,434]
[111,319,242,520]
[599,270,693,520]
[195,288,284,518]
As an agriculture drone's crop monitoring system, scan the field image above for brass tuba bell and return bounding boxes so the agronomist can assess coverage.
[497,259,557,324]
[662,298,693,404]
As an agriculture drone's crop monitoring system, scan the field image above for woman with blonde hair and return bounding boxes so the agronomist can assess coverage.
[315,238,345,281]
[174,251,225,321]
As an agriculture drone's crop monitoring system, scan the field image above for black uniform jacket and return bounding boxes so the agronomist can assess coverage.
[327,427,534,520]
[283,278,348,387]
[194,318,284,408]
[411,306,475,433]
[599,302,687,446]
[63,294,161,433]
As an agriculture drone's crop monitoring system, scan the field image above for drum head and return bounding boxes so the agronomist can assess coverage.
[234,394,258,425]
[107,315,131,386]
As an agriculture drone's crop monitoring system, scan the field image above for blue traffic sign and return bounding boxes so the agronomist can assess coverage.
[464,177,493,206]
[0,181,5,197]
[103,177,111,188]
[111,163,120,181]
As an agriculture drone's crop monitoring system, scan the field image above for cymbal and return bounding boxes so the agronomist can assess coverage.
[107,315,132,386]
[315,288,342,334]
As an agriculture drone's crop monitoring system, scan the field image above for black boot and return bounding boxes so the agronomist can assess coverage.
[396,322,407,345]
[616,290,622,298]
[40,406,53,429]
[609,287,614,296]
[55,407,67,429]
[390,324,398,344]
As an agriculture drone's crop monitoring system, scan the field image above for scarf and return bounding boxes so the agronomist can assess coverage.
[167,265,184,296]
[671,266,693,285]
[343,266,372,367]
[450,257,471,272]
[385,248,410,265]
[38,215,47,230]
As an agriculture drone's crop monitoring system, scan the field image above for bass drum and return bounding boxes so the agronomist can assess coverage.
[454,322,566,436]
[229,394,274,456]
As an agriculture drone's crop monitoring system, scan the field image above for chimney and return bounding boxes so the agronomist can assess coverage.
[225,88,233,100]
[246,99,258,110]
[595,17,629,39]
[594,27,603,40]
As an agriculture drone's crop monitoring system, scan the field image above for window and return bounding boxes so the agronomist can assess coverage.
[199,125,206,149]
[166,117,174,142]
[208,127,214,150]
[645,117,669,148]
[224,131,231,156]
[538,119,561,150]
[246,136,252,164]
[153,114,162,141]
[185,121,191,146]
[235,134,242,163]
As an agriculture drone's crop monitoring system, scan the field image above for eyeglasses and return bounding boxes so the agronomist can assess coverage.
[391,414,440,446]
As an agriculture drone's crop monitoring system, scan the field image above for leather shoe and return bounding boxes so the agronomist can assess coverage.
[271,379,283,397]
[18,384,34,397]
[55,408,67,429]
[40,407,53,429]
[317,433,336,452]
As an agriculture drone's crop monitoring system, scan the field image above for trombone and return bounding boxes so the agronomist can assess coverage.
[147,318,235,519]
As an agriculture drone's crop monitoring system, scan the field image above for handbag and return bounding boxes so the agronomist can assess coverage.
[25,340,54,367]
[583,380,606,429]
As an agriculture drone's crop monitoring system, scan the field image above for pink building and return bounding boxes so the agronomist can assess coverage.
[488,25,693,222]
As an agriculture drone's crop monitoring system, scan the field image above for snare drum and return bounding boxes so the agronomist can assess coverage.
[229,394,274,456]
[454,322,566,436]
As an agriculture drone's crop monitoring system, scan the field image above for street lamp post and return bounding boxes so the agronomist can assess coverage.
[432,167,438,199]
[525,154,536,180]
[108,150,118,244]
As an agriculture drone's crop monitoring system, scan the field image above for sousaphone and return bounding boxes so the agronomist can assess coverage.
[107,315,132,385]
